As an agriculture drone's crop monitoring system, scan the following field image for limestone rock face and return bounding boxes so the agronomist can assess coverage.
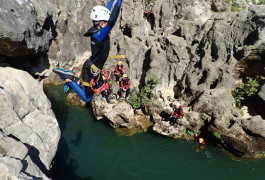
[0,0,57,57]
[0,67,60,179]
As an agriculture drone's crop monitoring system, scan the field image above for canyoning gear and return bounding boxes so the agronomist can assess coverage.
[170,105,184,125]
[82,0,123,99]
[119,77,131,90]
[199,138,204,144]
[196,136,206,151]
[114,63,125,82]
[90,6,111,22]
[107,55,126,60]
[117,76,131,100]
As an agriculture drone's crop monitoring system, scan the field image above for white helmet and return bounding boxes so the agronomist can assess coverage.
[176,102,181,107]
[90,6,110,22]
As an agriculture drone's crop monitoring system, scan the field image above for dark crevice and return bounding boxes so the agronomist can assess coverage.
[122,24,132,38]
[244,29,259,46]
[188,91,204,107]
[210,79,219,89]
[197,70,208,85]
[211,42,218,61]
[139,49,152,86]
[144,10,155,30]
[243,95,265,119]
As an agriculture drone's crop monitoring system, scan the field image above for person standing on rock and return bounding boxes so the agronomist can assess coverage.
[77,0,123,99]
[117,74,131,101]
[114,61,125,83]
[169,102,184,125]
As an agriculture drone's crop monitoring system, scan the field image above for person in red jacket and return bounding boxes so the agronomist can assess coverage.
[100,69,112,104]
[114,61,125,83]
[169,102,184,125]
[195,133,206,151]
[117,74,131,100]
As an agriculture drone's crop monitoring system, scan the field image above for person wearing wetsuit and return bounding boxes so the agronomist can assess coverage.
[114,61,124,82]
[169,103,184,125]
[117,74,131,100]
[80,0,123,98]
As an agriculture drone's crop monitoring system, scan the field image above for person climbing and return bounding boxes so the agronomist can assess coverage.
[114,61,124,83]
[66,0,123,99]
[117,74,131,100]
[169,102,184,125]
[195,133,206,151]
[100,69,112,104]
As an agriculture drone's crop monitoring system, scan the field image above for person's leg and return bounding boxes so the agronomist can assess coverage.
[84,86,94,98]
[115,74,120,82]
[102,91,110,103]
[125,88,131,100]
[117,89,123,100]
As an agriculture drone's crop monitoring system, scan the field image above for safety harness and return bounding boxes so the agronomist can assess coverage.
[80,55,125,92]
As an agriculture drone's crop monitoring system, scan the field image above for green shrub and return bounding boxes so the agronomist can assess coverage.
[128,74,162,109]
[213,132,221,139]
[144,0,156,6]
[148,74,162,86]
[231,76,260,107]
[186,129,194,137]
[127,85,152,109]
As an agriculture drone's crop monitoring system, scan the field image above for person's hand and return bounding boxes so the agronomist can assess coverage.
[65,78,72,82]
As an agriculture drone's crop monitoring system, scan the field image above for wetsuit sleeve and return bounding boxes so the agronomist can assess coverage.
[106,0,115,10]
[93,0,123,42]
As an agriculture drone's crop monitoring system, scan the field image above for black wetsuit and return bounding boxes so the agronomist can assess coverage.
[81,0,123,98]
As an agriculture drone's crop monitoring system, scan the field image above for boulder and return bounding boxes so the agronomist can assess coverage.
[241,116,265,138]
[0,67,60,179]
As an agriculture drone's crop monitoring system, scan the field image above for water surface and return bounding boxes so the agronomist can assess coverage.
[45,86,265,180]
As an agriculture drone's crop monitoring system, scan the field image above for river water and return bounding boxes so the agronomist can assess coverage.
[45,86,265,180]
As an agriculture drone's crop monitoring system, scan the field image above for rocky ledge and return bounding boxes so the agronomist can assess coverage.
[0,67,60,179]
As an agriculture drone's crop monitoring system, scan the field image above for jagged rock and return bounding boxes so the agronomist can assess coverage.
[0,67,60,179]
[0,0,57,57]
[241,116,265,138]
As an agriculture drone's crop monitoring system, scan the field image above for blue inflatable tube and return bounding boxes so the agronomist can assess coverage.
[67,81,94,102]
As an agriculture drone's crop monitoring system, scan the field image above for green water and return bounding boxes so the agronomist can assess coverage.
[45,86,265,180]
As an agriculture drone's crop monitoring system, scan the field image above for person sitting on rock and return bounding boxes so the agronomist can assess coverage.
[169,102,184,125]
[117,74,131,101]
[114,61,124,83]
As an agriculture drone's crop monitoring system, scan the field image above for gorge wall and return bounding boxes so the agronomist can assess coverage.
[1,1,265,179]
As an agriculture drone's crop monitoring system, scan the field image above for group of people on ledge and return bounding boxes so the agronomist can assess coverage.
[99,61,131,104]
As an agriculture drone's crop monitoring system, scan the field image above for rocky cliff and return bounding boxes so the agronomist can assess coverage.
[0,67,60,179]
[0,0,60,179]
[1,0,265,161]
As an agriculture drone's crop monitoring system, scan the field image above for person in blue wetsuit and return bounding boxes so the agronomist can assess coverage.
[77,0,123,99]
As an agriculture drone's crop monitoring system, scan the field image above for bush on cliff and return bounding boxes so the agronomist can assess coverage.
[232,76,260,107]
[128,74,161,109]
